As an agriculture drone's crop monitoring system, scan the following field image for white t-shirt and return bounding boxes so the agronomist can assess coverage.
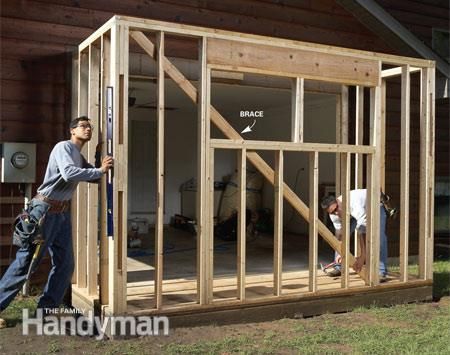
[329,189,367,234]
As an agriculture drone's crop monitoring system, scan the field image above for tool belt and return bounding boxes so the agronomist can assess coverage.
[13,198,50,249]
[34,194,70,214]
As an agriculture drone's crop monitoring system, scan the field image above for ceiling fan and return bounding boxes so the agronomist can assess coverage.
[128,84,177,110]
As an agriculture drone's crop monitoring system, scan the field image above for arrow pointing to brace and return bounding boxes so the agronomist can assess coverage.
[241,119,257,134]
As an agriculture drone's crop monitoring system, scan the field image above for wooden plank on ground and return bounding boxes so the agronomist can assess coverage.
[206,38,380,86]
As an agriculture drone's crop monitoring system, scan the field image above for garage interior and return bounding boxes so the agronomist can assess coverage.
[126,77,351,310]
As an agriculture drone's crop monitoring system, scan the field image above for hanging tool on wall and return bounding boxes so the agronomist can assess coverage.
[106,86,114,238]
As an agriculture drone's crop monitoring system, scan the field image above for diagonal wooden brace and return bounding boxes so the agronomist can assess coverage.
[130,30,368,281]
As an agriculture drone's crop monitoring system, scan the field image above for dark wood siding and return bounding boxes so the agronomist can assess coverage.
[377,0,450,49]
[0,0,447,276]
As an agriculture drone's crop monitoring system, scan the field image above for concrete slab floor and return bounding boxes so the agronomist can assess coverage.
[127,226,337,283]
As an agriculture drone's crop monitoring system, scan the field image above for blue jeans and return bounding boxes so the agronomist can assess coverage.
[0,199,74,311]
[335,205,388,276]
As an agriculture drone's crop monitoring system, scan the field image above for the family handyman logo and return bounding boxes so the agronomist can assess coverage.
[22,308,169,339]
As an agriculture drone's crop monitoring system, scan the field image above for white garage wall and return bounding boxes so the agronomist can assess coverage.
[128,106,236,224]
[128,84,336,234]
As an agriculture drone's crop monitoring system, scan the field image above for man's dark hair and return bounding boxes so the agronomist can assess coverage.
[69,116,91,129]
[320,195,336,210]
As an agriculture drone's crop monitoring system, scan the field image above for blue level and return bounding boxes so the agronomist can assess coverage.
[106,86,114,238]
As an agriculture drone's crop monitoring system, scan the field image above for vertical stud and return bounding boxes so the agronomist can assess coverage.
[400,65,410,282]
[155,31,165,309]
[274,150,284,296]
[291,77,304,143]
[309,151,319,292]
[237,148,247,300]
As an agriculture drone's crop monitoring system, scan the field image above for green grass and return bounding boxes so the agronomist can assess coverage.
[1,295,37,327]
[2,260,449,355]
[433,259,450,299]
[163,301,450,355]
[163,259,450,354]
[388,258,450,300]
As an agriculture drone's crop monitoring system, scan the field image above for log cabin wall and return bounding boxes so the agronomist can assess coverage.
[377,0,449,51]
[0,0,447,277]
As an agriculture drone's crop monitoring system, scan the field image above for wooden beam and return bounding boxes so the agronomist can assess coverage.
[206,38,380,86]
[340,85,349,197]
[399,65,410,282]
[76,50,89,290]
[273,150,284,296]
[196,37,212,305]
[129,31,368,281]
[208,147,214,300]
[428,68,435,281]
[107,23,128,315]
[87,43,100,296]
[335,95,341,197]
[79,16,117,52]
[99,32,110,306]
[341,153,351,289]
[70,52,78,287]
[354,86,364,256]
[380,80,386,191]
[381,66,421,78]
[237,148,246,301]
[120,16,434,68]
[419,67,434,280]
[71,193,78,285]
[155,31,165,310]
[309,151,319,292]
[209,139,375,154]
[367,84,382,286]
[119,23,130,314]
[291,78,304,143]
[354,86,364,190]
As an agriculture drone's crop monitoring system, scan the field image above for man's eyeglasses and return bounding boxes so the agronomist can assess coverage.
[76,123,94,131]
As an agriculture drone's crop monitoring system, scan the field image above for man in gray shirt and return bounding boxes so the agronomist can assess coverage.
[0,116,113,325]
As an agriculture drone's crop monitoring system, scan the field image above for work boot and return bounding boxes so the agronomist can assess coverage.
[0,318,6,329]
[326,268,341,277]
[379,274,390,283]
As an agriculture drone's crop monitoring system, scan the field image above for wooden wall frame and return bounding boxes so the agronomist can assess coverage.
[72,16,435,319]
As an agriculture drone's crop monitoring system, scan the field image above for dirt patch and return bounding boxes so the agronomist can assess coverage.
[1,297,449,354]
